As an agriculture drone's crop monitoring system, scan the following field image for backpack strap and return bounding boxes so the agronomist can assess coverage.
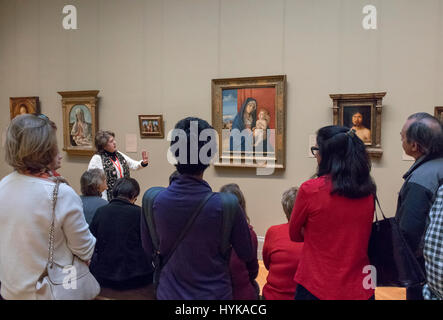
[219,192,239,258]
[142,186,166,254]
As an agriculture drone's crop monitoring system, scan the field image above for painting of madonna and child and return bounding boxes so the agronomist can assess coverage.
[222,87,276,160]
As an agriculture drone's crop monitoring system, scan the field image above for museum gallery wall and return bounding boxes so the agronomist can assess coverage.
[1,0,443,237]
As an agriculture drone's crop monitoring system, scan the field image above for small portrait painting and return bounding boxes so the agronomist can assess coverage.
[9,97,40,119]
[343,105,372,144]
[139,115,164,138]
[69,104,93,147]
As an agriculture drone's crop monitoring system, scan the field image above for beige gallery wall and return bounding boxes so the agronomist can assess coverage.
[1,0,442,238]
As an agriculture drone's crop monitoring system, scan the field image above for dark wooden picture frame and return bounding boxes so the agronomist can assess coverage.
[212,75,286,170]
[58,90,99,156]
[330,92,386,158]
[139,115,164,139]
[435,106,443,122]
[9,96,40,119]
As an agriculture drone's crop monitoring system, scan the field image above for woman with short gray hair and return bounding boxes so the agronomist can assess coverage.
[80,169,108,224]
[262,186,303,300]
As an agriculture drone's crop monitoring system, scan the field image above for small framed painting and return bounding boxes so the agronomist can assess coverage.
[10,96,40,119]
[139,115,164,139]
[330,92,386,158]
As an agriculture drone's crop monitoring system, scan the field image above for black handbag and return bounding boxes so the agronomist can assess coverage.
[367,197,426,287]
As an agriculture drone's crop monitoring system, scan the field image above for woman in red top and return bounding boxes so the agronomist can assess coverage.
[289,126,376,300]
[262,187,303,300]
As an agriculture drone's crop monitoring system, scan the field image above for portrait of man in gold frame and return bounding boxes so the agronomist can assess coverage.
[330,92,386,158]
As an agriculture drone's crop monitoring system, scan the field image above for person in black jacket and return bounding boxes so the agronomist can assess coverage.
[90,178,153,290]
[397,112,443,300]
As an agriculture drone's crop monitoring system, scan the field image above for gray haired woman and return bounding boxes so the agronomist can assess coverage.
[80,169,108,224]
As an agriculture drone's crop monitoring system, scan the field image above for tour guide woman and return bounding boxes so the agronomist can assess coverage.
[88,130,149,201]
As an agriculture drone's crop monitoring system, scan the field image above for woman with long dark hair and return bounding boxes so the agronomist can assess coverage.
[289,126,377,300]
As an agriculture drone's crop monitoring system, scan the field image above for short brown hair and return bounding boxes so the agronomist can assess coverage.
[80,169,106,196]
[281,187,298,221]
[5,114,58,174]
[95,130,115,153]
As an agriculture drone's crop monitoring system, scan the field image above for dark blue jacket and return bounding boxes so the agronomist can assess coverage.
[90,198,153,286]
[140,174,253,300]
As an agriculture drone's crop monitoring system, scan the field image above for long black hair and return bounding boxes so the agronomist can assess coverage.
[316,125,376,198]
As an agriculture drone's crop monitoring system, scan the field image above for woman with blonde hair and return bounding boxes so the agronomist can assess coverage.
[0,114,96,300]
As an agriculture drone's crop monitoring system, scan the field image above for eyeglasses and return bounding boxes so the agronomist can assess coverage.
[311,146,320,156]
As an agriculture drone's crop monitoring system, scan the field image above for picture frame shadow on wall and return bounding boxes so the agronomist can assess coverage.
[9,96,40,119]
[138,115,164,139]
[58,90,99,156]
[435,106,443,122]
[330,92,386,158]
[212,75,286,170]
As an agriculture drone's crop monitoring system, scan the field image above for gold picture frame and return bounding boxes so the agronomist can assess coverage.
[212,75,286,169]
[139,115,164,139]
[9,96,40,119]
[330,92,386,158]
[58,90,99,156]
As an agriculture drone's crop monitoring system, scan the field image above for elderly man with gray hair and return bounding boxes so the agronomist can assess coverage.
[397,112,443,300]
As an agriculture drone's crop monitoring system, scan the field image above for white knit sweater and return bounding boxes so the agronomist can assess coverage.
[0,171,96,300]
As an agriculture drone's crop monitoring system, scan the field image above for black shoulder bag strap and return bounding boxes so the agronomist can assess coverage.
[161,192,215,268]
[219,192,239,259]
[142,187,165,256]
[142,189,214,289]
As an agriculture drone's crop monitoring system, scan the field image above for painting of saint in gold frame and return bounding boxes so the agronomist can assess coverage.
[58,90,99,156]
[9,97,40,119]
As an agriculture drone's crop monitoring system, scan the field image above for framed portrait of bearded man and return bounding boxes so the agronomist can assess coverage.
[330,92,386,158]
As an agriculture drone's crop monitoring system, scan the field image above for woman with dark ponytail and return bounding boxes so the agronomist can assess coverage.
[289,126,377,300]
